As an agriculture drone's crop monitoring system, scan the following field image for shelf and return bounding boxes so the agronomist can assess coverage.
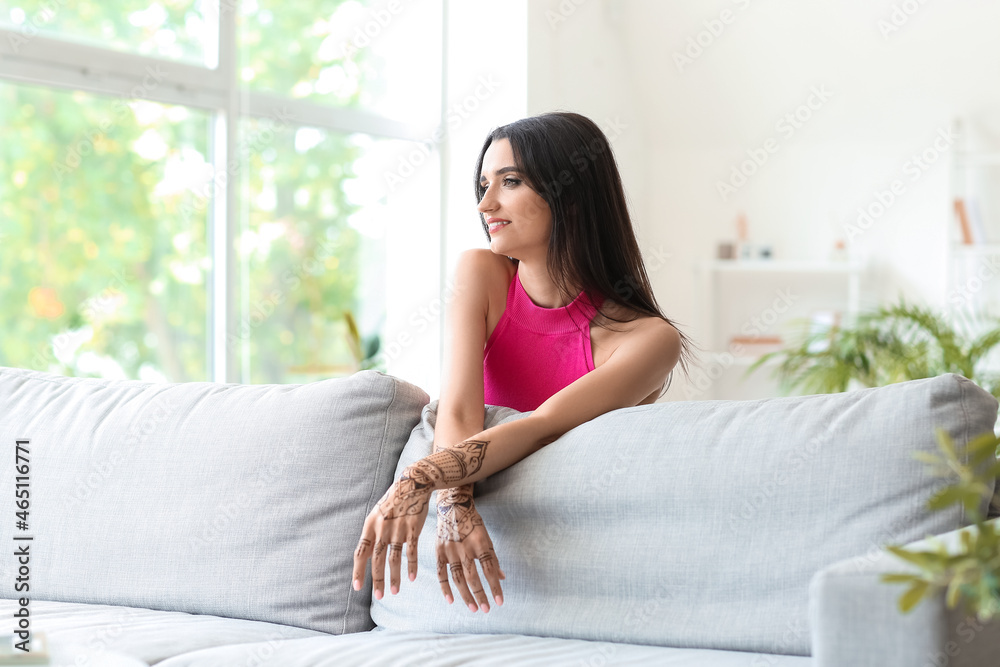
[699,259,862,273]
[952,243,1000,255]
[704,351,781,367]
[954,153,1000,167]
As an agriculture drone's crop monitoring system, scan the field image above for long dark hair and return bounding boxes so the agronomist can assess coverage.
[473,111,693,379]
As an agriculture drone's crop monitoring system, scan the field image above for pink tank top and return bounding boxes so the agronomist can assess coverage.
[483,272,603,412]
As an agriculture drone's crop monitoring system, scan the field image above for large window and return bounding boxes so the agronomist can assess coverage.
[0,0,442,383]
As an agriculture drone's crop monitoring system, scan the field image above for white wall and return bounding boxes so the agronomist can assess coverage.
[526,0,1000,400]
[385,1,528,397]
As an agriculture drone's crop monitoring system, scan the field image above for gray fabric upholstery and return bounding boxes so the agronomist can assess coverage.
[155,629,810,666]
[0,366,428,635]
[809,518,1000,667]
[0,599,326,665]
[372,375,998,656]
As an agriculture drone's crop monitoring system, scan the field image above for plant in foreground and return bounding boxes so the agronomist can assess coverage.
[882,429,1000,621]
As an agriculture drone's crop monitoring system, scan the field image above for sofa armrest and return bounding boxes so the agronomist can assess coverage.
[809,519,1000,667]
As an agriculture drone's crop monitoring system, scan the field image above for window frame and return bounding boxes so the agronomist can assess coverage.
[0,4,436,382]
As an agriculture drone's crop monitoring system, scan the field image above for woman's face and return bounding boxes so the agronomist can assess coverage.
[478,138,552,261]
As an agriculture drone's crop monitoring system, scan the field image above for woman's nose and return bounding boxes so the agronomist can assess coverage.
[477,187,497,213]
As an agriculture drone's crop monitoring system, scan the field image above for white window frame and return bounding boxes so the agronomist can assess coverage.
[0,3,438,383]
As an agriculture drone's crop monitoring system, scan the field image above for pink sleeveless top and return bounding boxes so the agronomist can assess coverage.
[483,272,603,412]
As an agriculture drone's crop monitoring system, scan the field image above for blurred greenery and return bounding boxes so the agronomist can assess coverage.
[0,0,207,63]
[748,298,1000,400]
[0,0,410,382]
[0,82,213,380]
[883,429,1000,622]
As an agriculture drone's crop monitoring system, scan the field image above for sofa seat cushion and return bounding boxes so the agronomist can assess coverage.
[0,367,428,634]
[153,628,811,666]
[0,599,327,666]
[373,375,998,656]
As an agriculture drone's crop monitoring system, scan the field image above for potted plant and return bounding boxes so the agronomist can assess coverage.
[747,298,1000,400]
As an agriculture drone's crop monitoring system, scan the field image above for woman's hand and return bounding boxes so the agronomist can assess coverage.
[352,465,435,600]
[436,485,505,613]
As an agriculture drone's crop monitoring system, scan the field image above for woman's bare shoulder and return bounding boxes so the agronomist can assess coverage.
[454,248,516,294]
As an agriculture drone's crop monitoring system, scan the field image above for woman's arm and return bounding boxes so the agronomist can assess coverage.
[429,250,508,612]
[399,318,681,492]
[434,249,497,448]
[353,316,681,600]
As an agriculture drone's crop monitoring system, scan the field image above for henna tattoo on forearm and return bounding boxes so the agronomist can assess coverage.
[423,439,490,487]
[378,439,490,521]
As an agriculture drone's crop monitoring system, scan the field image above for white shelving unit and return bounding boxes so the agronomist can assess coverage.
[947,118,1000,320]
[692,259,864,400]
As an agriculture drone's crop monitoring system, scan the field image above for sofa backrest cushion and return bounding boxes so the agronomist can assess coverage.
[372,374,998,655]
[0,367,427,635]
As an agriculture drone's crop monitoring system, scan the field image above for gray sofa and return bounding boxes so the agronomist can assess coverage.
[1,365,998,666]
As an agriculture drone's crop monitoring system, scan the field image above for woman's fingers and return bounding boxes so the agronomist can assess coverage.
[436,548,454,604]
[448,558,478,612]
[477,544,504,607]
[371,538,388,600]
[387,542,403,594]
[461,554,491,613]
[352,533,373,591]
[406,529,420,583]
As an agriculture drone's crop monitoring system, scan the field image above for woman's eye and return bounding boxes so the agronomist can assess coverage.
[502,177,521,187]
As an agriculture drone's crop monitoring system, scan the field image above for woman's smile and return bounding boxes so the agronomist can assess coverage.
[487,218,510,235]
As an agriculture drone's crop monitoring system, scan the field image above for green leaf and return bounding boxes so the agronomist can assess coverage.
[928,486,969,512]
[886,546,940,569]
[900,580,931,613]
[947,576,964,608]
[913,451,945,466]
[968,432,1000,466]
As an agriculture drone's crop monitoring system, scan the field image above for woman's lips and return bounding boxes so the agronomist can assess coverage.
[488,221,510,235]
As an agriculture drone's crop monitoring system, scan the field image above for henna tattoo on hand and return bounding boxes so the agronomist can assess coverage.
[436,487,484,543]
[377,464,437,520]
[355,538,372,558]
[373,539,387,558]
[378,439,490,522]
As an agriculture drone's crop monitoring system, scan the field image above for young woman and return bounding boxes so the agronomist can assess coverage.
[353,111,692,616]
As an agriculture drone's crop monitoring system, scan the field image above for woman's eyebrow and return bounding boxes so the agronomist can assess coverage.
[479,166,519,182]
